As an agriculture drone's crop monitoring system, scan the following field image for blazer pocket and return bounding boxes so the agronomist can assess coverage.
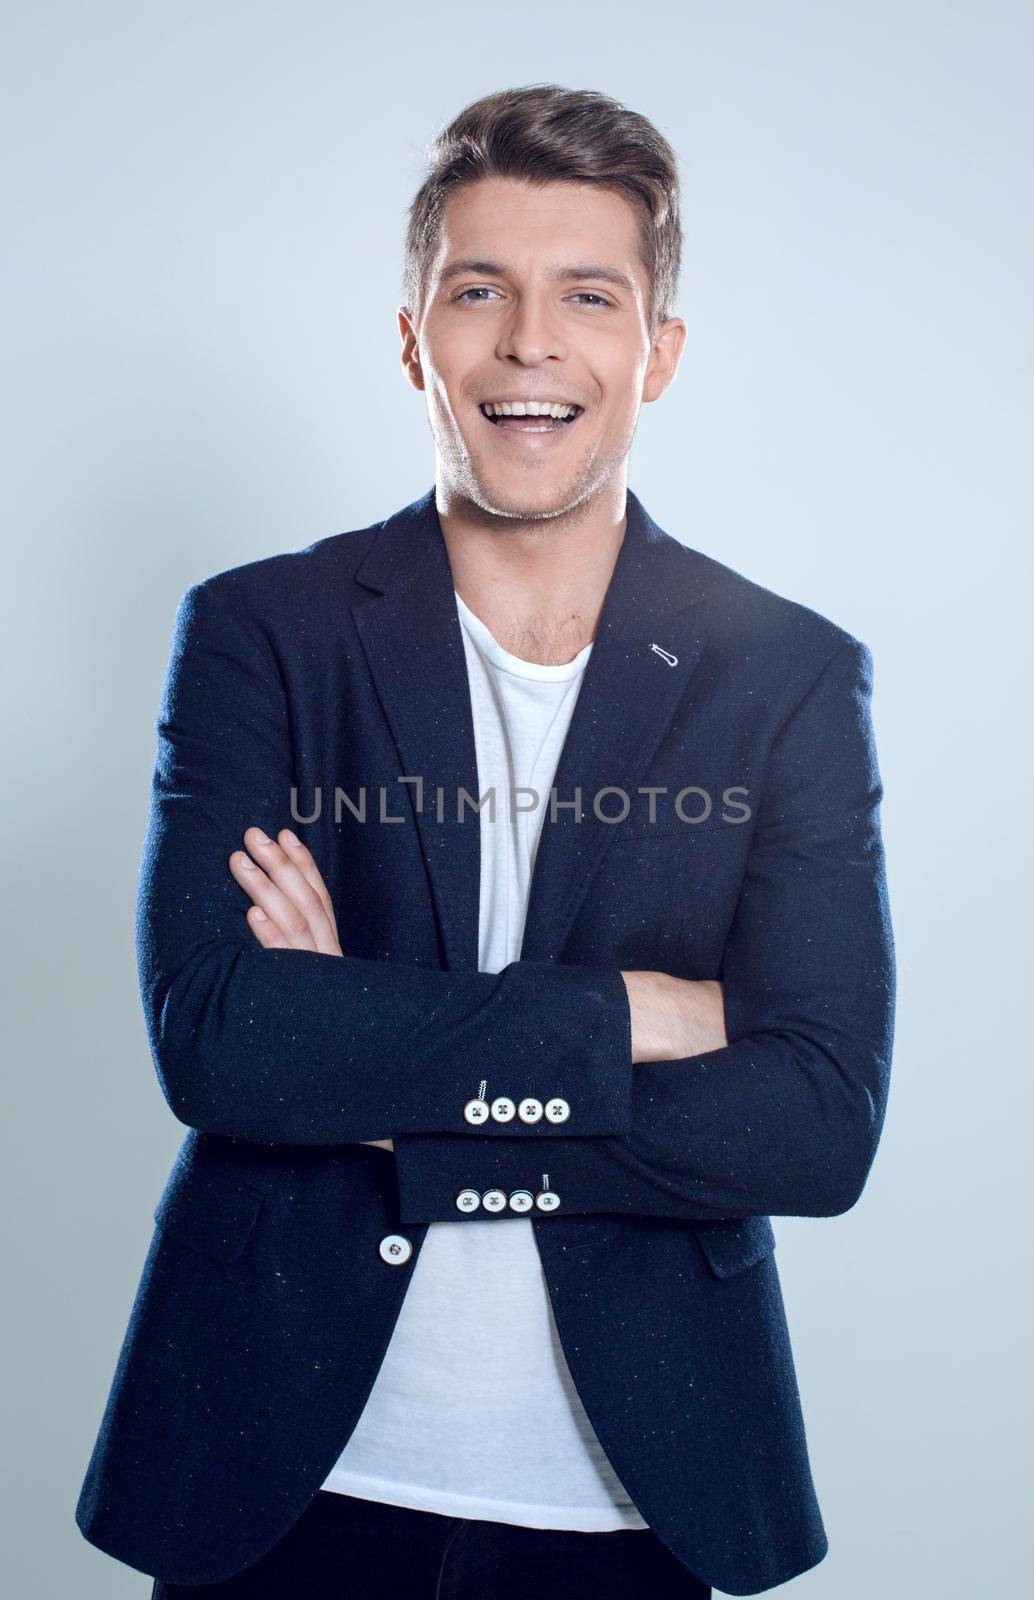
[693,1215,776,1279]
[153,1159,264,1264]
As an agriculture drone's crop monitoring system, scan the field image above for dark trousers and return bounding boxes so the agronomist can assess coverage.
[151,1490,711,1598]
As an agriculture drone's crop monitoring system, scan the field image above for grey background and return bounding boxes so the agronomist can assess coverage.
[3,3,1030,1594]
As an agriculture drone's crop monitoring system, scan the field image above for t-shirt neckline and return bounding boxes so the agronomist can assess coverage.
[454,590,592,683]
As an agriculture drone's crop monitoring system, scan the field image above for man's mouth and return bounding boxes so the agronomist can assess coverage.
[478,400,584,434]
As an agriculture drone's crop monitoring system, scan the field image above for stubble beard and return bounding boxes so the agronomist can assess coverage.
[435,408,634,532]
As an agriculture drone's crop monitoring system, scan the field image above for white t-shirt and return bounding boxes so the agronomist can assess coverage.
[320,589,647,1531]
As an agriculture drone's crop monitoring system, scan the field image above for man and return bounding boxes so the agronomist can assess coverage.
[76,84,895,1598]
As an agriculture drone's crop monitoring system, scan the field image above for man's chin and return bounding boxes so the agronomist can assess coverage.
[460,460,590,525]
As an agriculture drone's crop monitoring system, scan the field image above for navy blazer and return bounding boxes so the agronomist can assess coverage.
[75,486,895,1595]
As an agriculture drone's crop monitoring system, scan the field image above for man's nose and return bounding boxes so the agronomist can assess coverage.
[495,294,568,366]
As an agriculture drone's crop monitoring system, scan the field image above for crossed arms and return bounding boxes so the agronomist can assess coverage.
[225,820,731,1155]
[137,578,895,1223]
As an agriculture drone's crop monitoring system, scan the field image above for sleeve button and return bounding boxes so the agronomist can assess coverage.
[517,1097,544,1124]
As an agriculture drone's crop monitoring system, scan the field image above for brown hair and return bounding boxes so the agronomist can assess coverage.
[402,83,682,337]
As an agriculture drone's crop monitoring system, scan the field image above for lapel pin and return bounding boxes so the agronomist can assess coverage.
[650,643,678,667]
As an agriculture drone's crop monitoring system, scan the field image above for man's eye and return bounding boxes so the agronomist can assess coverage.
[453,288,611,308]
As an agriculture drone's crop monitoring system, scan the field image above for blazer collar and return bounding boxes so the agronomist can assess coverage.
[351,485,712,971]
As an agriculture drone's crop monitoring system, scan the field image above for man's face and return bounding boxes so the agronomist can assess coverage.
[399,176,685,522]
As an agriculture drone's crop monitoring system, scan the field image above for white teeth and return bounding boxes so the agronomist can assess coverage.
[481,401,579,420]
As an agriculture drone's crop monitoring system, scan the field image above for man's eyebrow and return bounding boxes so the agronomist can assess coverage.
[437,258,638,295]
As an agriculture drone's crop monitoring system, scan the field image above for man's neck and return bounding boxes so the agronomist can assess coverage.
[436,484,628,667]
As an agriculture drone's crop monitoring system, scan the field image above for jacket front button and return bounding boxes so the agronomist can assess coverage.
[508,1189,534,1212]
[378,1234,413,1265]
[544,1098,570,1123]
[490,1096,516,1122]
[534,1191,560,1212]
[517,1097,544,1124]
[482,1188,508,1213]
[464,1097,490,1126]
[455,1189,481,1213]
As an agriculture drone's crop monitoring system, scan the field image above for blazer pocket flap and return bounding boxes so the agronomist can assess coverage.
[153,1160,263,1264]
[693,1215,776,1279]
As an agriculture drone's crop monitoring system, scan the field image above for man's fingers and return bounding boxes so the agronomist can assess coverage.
[246,905,292,950]
[275,828,339,933]
[243,826,337,951]
[229,851,314,949]
[229,847,319,951]
[237,827,340,955]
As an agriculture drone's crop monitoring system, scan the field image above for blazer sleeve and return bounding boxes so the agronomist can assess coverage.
[392,638,896,1223]
[137,578,634,1145]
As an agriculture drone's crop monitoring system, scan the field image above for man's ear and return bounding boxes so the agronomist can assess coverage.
[398,306,425,393]
[641,315,687,405]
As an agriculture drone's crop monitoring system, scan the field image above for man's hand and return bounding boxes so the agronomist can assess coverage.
[229,826,344,954]
[230,825,394,1151]
[620,971,727,1064]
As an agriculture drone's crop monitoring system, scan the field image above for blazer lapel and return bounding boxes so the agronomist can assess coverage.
[352,490,483,973]
[351,486,711,974]
[517,494,711,964]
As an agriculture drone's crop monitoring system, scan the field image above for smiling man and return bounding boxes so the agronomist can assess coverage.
[76,85,896,1599]
[396,171,683,687]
